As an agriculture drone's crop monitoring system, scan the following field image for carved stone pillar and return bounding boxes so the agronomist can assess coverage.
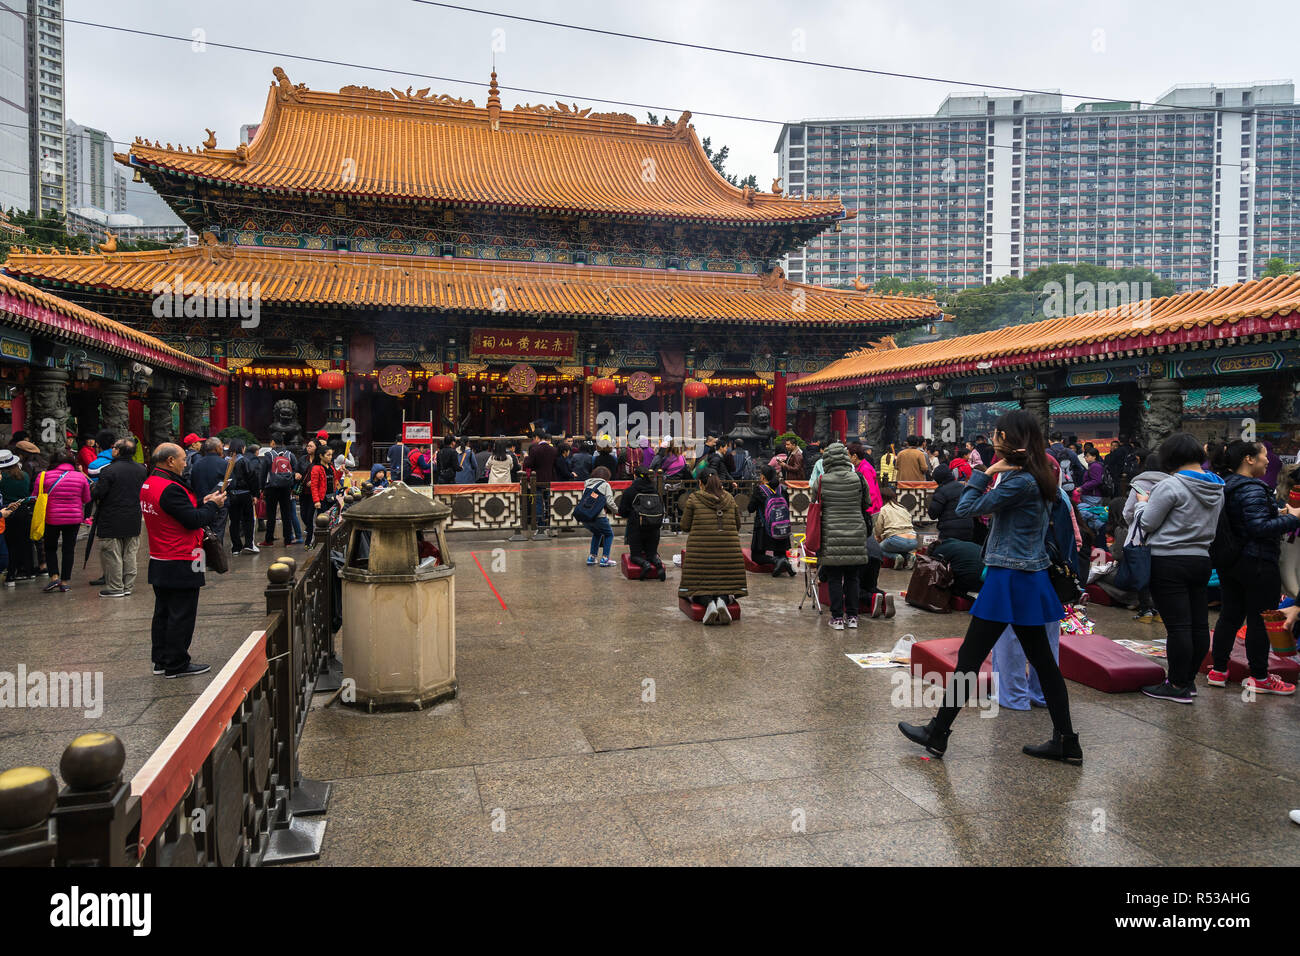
[930,398,959,445]
[1141,378,1183,446]
[147,388,176,449]
[864,403,886,453]
[1117,383,1143,442]
[1018,388,1050,437]
[813,403,830,442]
[29,367,70,456]
[182,387,210,438]
[99,381,131,443]
[1257,375,1296,427]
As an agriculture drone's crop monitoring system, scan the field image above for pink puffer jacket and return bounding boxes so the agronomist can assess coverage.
[36,463,91,526]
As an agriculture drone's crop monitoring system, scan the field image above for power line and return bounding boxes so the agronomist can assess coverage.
[409,0,1297,120]
[23,12,1300,176]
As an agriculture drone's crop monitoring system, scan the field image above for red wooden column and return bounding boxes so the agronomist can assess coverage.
[772,371,787,434]
[830,409,848,443]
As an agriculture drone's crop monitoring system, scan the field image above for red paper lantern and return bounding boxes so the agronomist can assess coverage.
[684,380,708,400]
[429,374,455,393]
[317,370,345,390]
[592,378,617,396]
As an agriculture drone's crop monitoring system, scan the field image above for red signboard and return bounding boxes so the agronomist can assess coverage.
[470,329,576,362]
[507,363,537,394]
[378,365,411,396]
[402,421,435,443]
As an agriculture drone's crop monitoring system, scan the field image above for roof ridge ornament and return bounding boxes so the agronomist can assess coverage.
[202,129,216,150]
[487,71,501,131]
[853,276,871,292]
[97,232,117,254]
[272,66,307,103]
[771,177,783,196]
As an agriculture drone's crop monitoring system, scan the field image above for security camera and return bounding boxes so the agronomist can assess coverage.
[132,362,154,377]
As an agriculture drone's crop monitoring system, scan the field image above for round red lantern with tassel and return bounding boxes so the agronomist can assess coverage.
[592,378,617,396]
[317,370,345,391]
[684,380,708,400]
[429,373,455,393]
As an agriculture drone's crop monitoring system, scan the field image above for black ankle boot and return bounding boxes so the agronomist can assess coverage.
[898,718,952,757]
[652,559,666,581]
[1023,731,1083,765]
[633,558,653,580]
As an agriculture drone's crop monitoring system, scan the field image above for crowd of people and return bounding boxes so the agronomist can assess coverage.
[0,425,358,677]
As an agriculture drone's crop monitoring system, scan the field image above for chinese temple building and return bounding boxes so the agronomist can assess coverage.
[4,67,944,462]
[790,274,1300,451]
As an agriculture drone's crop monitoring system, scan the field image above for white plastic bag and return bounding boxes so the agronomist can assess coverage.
[888,633,917,663]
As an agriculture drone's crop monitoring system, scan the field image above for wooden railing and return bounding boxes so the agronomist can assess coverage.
[0,516,339,867]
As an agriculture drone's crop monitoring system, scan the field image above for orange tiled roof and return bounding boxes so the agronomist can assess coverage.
[120,68,845,226]
[0,273,225,382]
[3,244,943,327]
[791,274,1300,391]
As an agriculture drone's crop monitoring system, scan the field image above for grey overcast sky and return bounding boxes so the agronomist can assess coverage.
[66,0,1298,216]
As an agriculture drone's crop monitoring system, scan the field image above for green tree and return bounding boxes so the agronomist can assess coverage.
[648,114,758,189]
[1263,257,1300,277]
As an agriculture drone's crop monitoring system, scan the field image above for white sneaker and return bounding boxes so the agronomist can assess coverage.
[717,599,733,625]
[248,543,260,554]
[701,598,720,625]
[1290,809,1300,825]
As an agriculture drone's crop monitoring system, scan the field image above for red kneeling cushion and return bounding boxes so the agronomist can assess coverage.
[1084,584,1113,606]
[1200,642,1300,683]
[908,637,994,696]
[741,547,776,573]
[1059,633,1166,693]
[950,594,974,612]
[620,553,646,580]
[679,596,741,621]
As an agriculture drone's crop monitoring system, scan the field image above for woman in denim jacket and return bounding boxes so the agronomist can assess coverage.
[899,410,1080,764]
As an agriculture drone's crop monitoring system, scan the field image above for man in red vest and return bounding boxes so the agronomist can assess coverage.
[140,442,225,678]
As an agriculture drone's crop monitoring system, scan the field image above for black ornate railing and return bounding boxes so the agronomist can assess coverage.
[0,518,340,867]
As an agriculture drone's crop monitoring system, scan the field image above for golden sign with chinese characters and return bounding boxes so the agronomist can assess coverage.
[378,364,412,396]
[507,363,537,394]
[470,328,577,362]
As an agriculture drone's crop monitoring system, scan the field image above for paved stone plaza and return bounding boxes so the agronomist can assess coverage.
[2,530,1297,866]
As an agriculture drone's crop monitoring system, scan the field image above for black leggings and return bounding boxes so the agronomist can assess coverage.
[1149,554,1211,687]
[1211,555,1278,680]
[822,564,861,618]
[937,615,1073,734]
[44,522,79,580]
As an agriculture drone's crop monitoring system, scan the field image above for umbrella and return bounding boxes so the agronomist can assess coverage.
[82,501,97,568]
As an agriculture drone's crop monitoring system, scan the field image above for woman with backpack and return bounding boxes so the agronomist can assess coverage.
[749,464,795,577]
[810,442,869,630]
[679,470,747,625]
[898,410,1081,763]
[575,465,616,567]
[36,448,92,593]
[1133,432,1226,704]
[1206,440,1300,696]
[486,439,518,484]
[1118,451,1167,624]
[453,438,478,484]
[618,466,666,580]
[435,435,458,484]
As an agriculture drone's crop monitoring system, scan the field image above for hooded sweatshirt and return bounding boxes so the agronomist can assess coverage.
[1135,469,1225,557]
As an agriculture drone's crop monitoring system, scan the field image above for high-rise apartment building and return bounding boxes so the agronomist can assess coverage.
[776,83,1300,292]
[66,119,126,213]
[26,0,64,216]
[0,2,29,213]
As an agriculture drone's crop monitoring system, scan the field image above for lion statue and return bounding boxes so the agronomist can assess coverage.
[269,398,304,451]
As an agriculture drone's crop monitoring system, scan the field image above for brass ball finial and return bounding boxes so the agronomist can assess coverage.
[60,732,126,790]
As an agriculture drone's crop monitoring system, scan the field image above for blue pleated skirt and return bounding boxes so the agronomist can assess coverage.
[971,566,1063,625]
